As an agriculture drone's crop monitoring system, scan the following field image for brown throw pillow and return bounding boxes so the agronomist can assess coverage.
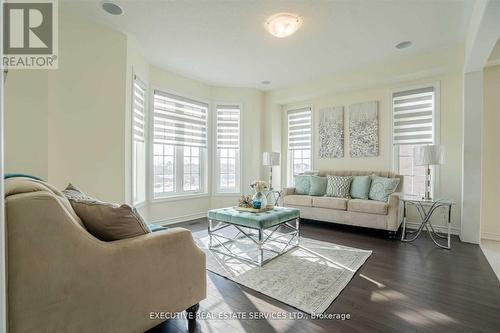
[63,184,150,241]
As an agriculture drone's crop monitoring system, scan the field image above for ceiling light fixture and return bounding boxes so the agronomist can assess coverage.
[396,41,412,49]
[102,1,123,16]
[265,13,303,38]
[261,80,271,85]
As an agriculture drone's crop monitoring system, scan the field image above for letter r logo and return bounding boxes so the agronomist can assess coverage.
[3,2,53,55]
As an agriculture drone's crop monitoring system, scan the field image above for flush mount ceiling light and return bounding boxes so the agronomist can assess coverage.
[102,1,123,16]
[261,80,271,85]
[265,13,303,38]
[396,41,412,49]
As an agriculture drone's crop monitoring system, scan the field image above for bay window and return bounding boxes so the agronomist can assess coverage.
[215,105,241,193]
[152,90,208,199]
[132,75,147,205]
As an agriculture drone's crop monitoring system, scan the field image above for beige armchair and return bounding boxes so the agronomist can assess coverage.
[5,178,206,333]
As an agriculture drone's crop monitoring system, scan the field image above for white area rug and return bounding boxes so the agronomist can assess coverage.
[194,230,371,314]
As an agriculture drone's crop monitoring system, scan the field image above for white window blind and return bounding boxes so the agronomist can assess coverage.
[216,105,240,149]
[392,87,435,145]
[153,90,208,148]
[287,107,312,150]
[133,76,146,143]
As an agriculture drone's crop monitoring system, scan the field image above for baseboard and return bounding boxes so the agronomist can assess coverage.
[405,221,461,236]
[150,212,206,226]
[481,232,500,241]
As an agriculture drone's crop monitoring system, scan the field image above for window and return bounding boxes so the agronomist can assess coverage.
[215,105,241,193]
[152,90,208,199]
[392,85,437,196]
[132,75,147,205]
[287,107,312,185]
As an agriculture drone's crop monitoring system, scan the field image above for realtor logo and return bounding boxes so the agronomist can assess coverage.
[2,0,58,69]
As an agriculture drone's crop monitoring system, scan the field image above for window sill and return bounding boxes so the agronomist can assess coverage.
[133,201,147,209]
[213,192,242,197]
[150,192,209,204]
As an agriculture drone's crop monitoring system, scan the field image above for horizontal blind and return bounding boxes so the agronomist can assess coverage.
[288,107,312,150]
[217,105,240,149]
[393,87,434,145]
[153,90,208,148]
[133,76,146,143]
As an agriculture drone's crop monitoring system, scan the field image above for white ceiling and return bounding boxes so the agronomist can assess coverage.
[62,0,473,90]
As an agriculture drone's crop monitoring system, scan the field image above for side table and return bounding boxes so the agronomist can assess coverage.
[400,195,454,249]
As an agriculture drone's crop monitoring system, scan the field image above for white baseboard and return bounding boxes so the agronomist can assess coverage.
[149,212,206,226]
[405,221,461,236]
[481,232,500,241]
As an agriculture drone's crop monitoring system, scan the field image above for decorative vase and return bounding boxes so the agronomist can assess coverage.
[252,191,267,209]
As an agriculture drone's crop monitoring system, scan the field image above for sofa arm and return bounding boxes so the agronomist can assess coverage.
[108,227,206,313]
[282,187,295,196]
[387,192,402,231]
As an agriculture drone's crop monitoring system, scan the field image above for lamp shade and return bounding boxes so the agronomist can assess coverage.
[262,152,280,166]
[414,145,444,166]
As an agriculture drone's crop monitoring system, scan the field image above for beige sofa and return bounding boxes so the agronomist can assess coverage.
[5,178,206,333]
[282,171,403,237]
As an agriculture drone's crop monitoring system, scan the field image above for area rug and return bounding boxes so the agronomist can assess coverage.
[193,230,372,314]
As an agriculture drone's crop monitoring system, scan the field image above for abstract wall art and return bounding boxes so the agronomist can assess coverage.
[319,106,344,158]
[349,101,379,157]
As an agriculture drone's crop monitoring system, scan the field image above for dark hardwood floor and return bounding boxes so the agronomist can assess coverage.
[147,218,500,333]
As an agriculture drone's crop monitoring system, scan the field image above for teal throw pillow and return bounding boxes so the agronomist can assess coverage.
[294,175,311,195]
[309,176,327,196]
[326,175,353,198]
[350,176,372,199]
[369,176,400,202]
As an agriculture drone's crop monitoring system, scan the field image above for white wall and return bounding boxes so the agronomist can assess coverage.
[4,71,48,179]
[263,48,464,232]
[482,64,500,240]
[47,11,128,203]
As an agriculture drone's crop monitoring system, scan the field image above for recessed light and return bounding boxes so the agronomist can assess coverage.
[265,13,303,38]
[102,1,123,16]
[396,41,412,49]
[261,80,271,85]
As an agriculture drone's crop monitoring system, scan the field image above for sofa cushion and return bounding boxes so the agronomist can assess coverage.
[309,176,327,196]
[326,175,353,198]
[294,175,311,195]
[350,176,371,199]
[312,196,348,210]
[63,184,150,241]
[348,199,388,215]
[283,195,313,207]
[369,176,400,202]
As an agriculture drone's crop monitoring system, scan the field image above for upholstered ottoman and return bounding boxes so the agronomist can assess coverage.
[207,206,300,266]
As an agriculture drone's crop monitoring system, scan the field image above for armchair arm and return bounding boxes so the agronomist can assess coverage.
[108,227,206,313]
[387,192,402,231]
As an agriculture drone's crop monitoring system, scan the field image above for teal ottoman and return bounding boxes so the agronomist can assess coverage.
[207,206,300,266]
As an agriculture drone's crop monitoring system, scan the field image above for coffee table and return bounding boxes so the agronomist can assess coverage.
[207,206,300,266]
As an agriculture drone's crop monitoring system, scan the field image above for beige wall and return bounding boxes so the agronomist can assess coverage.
[47,12,128,203]
[263,48,464,232]
[4,71,48,179]
[481,64,500,240]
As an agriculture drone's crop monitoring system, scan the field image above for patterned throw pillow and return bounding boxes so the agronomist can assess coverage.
[369,176,400,202]
[309,176,327,196]
[294,175,311,195]
[326,175,353,198]
[350,176,372,199]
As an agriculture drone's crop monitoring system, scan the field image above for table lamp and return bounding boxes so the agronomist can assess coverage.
[262,152,280,190]
[414,145,444,201]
